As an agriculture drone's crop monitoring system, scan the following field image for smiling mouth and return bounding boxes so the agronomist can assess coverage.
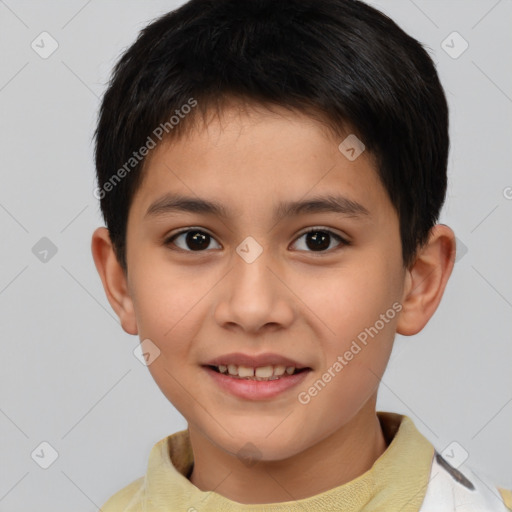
[206,364,310,381]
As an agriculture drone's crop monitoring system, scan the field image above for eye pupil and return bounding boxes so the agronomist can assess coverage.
[186,231,210,251]
[169,228,344,254]
[306,231,330,251]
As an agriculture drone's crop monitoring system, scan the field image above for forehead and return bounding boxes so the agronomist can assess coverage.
[130,104,396,228]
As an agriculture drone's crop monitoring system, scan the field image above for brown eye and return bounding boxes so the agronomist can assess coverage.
[165,227,349,254]
[166,229,221,252]
[292,229,348,253]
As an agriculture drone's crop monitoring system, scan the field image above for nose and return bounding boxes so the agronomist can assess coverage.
[213,246,295,334]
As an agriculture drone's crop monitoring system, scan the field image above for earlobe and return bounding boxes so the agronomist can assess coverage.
[91,227,138,335]
[396,224,456,336]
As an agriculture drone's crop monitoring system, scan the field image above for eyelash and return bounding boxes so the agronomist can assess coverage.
[164,227,350,255]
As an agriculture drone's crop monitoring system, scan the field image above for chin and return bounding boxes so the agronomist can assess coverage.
[215,423,309,463]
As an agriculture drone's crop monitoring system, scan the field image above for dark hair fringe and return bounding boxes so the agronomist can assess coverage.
[94,0,449,270]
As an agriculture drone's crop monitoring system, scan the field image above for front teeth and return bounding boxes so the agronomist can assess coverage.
[255,366,273,378]
[215,364,297,379]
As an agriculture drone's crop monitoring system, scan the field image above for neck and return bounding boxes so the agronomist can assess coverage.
[188,400,388,504]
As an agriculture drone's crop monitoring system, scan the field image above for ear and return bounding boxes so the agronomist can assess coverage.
[396,224,456,336]
[91,227,138,335]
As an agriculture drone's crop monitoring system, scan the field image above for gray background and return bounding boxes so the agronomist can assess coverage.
[0,1,511,510]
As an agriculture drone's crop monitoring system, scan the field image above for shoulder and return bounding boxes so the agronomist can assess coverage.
[419,451,512,511]
[498,488,512,511]
[100,476,145,512]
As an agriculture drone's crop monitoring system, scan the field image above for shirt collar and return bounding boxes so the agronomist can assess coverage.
[143,412,434,511]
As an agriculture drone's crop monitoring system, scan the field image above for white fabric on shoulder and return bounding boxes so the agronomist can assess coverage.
[419,451,509,511]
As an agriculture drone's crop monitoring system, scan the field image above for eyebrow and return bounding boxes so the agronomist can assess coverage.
[145,192,370,223]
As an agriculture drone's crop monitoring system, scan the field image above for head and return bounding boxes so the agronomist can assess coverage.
[92,0,455,462]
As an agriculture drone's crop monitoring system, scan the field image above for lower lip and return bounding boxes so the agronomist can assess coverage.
[203,366,311,400]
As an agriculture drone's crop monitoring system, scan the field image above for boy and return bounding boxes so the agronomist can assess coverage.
[91,0,512,510]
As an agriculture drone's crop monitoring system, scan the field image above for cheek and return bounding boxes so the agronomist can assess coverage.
[303,264,402,389]
[130,267,205,411]
[305,263,400,336]
[130,251,198,325]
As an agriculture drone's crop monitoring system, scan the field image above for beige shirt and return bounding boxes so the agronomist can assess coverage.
[101,411,512,511]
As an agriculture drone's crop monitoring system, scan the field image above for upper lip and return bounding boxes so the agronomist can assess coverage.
[204,352,310,369]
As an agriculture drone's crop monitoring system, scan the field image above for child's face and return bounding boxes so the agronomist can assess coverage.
[122,104,408,460]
